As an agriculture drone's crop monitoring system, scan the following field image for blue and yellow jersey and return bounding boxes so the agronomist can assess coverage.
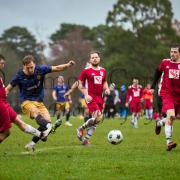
[10,65,52,102]
[54,84,69,102]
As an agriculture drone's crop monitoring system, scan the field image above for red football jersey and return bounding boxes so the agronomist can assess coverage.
[0,78,6,101]
[158,59,171,96]
[126,85,143,103]
[167,60,180,99]
[79,66,106,96]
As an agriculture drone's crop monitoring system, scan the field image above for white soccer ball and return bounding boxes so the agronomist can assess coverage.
[107,130,123,145]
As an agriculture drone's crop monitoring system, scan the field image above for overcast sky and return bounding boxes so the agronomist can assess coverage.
[0,0,179,44]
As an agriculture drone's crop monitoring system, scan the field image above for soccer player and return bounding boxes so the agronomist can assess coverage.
[6,55,75,150]
[0,54,46,144]
[125,78,143,128]
[52,75,72,130]
[143,83,153,121]
[151,44,180,151]
[76,51,110,145]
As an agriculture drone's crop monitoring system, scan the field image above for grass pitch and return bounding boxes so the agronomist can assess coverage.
[0,116,180,180]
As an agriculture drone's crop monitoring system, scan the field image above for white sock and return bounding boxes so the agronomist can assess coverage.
[82,118,95,129]
[149,109,153,119]
[46,123,52,129]
[145,109,149,119]
[85,126,96,139]
[134,115,138,127]
[165,124,173,144]
[131,114,135,124]
[157,118,165,127]
[24,125,41,137]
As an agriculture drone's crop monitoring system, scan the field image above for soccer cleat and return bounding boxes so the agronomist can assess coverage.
[65,121,72,126]
[41,124,52,141]
[82,139,91,146]
[155,121,161,135]
[166,141,177,151]
[51,119,62,133]
[77,127,84,142]
[24,143,35,152]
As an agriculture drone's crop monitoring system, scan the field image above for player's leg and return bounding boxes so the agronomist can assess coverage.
[0,130,10,143]
[65,102,72,126]
[165,109,176,151]
[13,115,42,138]
[52,103,62,133]
[0,102,12,143]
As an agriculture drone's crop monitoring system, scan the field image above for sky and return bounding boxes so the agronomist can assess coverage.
[0,0,179,44]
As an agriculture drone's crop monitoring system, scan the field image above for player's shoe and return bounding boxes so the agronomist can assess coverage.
[166,141,177,151]
[77,127,84,142]
[65,121,72,126]
[82,139,91,146]
[51,119,62,133]
[41,124,52,141]
[155,120,161,135]
[24,143,35,152]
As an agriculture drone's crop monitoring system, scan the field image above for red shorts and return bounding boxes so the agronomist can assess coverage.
[130,101,142,113]
[0,101,17,133]
[162,95,180,116]
[144,99,153,109]
[87,95,104,113]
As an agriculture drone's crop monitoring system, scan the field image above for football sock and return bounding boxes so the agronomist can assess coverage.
[35,114,49,127]
[149,109,153,119]
[66,112,70,121]
[84,116,89,122]
[24,124,41,137]
[82,118,95,129]
[85,126,96,139]
[32,126,47,143]
[57,114,60,120]
[165,124,173,144]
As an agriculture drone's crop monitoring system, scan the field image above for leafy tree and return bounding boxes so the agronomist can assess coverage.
[0,26,43,61]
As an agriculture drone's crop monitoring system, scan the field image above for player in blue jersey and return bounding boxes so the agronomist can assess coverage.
[6,55,75,151]
[52,75,72,131]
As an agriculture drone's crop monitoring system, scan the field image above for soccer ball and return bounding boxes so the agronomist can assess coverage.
[107,130,123,145]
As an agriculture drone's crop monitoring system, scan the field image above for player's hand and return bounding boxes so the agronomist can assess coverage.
[68,60,75,67]
[105,88,110,95]
[85,94,92,103]
[125,102,129,107]
[64,92,70,98]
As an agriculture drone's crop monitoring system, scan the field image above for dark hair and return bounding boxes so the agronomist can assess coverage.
[170,44,180,53]
[22,55,35,65]
[89,50,100,58]
[0,54,5,61]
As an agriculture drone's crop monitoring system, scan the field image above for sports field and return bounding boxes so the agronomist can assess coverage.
[0,116,180,180]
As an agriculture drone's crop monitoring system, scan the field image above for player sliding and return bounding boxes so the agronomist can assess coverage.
[76,51,110,145]
[0,54,46,144]
[6,55,75,151]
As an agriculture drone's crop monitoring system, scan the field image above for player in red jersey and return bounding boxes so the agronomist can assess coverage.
[151,44,180,151]
[0,54,47,144]
[143,83,153,121]
[76,51,110,145]
[125,78,143,128]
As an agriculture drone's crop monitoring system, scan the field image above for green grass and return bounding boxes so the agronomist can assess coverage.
[0,116,180,180]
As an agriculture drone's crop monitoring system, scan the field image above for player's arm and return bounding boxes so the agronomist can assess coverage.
[64,81,79,97]
[103,81,110,95]
[5,84,13,95]
[51,60,75,72]
[52,90,57,101]
[78,80,92,103]
[151,68,162,89]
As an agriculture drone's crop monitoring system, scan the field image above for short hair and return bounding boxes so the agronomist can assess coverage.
[170,44,180,53]
[0,54,5,61]
[89,50,100,58]
[22,55,35,65]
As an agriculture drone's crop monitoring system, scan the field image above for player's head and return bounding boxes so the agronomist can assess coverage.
[132,77,139,86]
[58,75,64,84]
[170,44,180,61]
[89,51,100,67]
[22,55,36,75]
[0,54,5,70]
[146,83,151,89]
